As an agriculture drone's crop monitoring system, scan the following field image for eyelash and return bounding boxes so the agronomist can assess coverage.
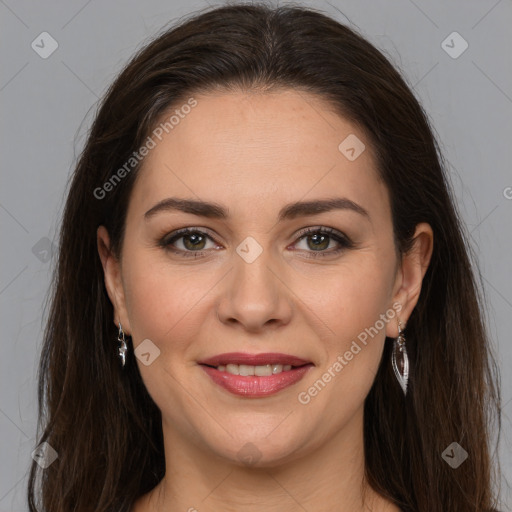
[158,226,354,259]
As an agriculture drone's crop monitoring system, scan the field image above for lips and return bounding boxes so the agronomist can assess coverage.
[198,352,311,367]
[198,352,313,398]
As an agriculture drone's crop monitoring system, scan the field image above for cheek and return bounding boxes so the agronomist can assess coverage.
[122,254,201,346]
[305,259,393,395]
[304,258,393,344]
[296,288,390,436]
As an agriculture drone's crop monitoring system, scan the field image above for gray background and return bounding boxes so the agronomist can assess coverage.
[1,0,511,510]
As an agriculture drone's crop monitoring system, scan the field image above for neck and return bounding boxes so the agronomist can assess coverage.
[135,407,399,512]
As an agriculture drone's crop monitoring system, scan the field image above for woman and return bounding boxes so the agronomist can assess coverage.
[27,3,502,511]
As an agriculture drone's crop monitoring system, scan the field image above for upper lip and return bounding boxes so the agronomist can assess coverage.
[198,352,311,367]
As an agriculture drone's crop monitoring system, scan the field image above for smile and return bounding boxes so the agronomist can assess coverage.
[198,352,314,398]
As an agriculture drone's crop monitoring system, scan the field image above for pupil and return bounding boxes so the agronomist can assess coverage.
[309,234,328,250]
[185,233,204,249]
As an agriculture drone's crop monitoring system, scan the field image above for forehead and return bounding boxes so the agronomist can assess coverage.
[128,89,390,225]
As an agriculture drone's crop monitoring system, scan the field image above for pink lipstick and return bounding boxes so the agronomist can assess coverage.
[198,352,313,398]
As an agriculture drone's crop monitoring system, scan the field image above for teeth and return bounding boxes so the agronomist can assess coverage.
[216,363,295,375]
[226,364,239,375]
[239,364,255,376]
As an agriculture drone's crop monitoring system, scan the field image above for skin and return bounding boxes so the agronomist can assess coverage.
[97,88,433,512]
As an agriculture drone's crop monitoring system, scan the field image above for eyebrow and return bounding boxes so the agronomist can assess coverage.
[144,197,370,222]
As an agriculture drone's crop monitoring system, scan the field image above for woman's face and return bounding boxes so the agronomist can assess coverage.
[98,88,431,466]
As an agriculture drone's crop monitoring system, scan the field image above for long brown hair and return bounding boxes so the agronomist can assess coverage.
[27,3,502,511]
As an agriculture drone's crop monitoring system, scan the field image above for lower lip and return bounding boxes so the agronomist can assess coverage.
[200,364,313,398]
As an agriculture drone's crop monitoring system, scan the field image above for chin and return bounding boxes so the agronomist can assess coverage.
[206,429,311,469]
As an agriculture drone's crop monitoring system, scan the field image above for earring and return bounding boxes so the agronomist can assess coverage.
[391,319,409,396]
[117,322,128,367]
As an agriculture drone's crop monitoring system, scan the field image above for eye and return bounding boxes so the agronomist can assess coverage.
[159,228,220,258]
[292,227,354,258]
[159,226,354,258]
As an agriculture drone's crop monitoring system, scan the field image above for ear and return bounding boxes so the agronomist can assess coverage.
[385,222,434,338]
[97,225,132,335]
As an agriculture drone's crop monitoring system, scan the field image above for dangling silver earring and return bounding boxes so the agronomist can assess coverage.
[391,319,409,396]
[117,322,128,367]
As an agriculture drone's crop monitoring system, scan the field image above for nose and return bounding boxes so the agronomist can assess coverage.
[216,243,293,333]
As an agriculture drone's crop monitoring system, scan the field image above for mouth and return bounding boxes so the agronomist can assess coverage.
[204,362,300,376]
[198,352,314,398]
